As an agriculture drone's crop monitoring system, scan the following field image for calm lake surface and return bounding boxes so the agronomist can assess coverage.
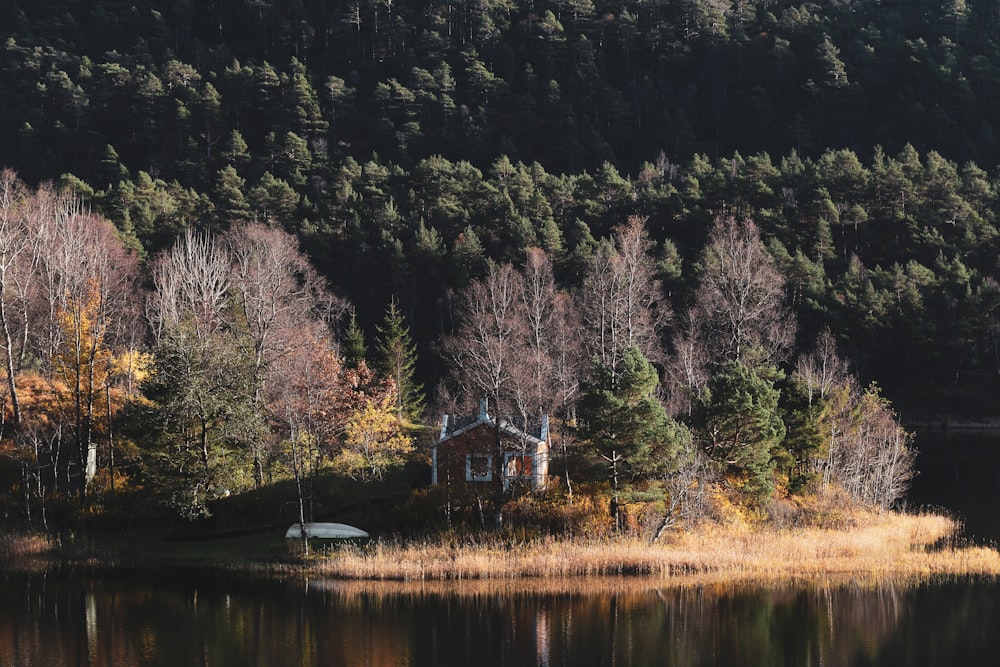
[3,569,1000,666]
[2,430,998,667]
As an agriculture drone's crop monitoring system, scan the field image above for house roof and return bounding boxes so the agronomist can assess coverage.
[438,399,548,446]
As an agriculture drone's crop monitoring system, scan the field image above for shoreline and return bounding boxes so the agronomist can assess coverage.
[6,511,998,588]
[910,420,1000,432]
[300,512,1000,584]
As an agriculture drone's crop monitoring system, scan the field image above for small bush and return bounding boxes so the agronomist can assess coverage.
[503,487,613,538]
[768,487,866,529]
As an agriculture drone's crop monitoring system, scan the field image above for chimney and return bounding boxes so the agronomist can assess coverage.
[478,398,489,420]
[438,414,450,441]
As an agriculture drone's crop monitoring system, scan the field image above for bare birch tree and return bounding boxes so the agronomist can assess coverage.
[548,292,584,416]
[579,217,670,373]
[691,216,795,369]
[226,222,336,373]
[822,383,916,510]
[578,216,666,378]
[513,248,585,497]
[663,312,712,416]
[514,247,561,421]
[443,261,526,414]
[580,238,623,367]
[226,223,340,485]
[148,230,231,342]
[19,186,142,495]
[794,327,850,406]
[616,216,665,353]
[266,322,345,551]
[0,170,35,426]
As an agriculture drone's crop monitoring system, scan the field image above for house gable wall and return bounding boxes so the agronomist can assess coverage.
[435,426,499,487]
[434,422,548,491]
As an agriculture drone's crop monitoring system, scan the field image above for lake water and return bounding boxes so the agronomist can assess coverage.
[2,430,998,667]
[3,569,1000,666]
[907,430,1000,544]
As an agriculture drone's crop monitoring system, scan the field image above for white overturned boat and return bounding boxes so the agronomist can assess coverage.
[285,522,369,539]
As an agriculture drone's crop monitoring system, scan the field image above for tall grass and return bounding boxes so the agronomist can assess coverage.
[0,533,53,560]
[308,511,1000,584]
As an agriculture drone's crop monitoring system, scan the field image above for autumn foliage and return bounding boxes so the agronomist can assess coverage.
[0,171,917,542]
[0,175,415,528]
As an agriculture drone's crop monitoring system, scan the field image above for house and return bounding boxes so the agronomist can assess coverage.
[432,399,549,491]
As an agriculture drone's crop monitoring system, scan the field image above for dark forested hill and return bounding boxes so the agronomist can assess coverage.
[7,0,1000,178]
[2,0,1000,419]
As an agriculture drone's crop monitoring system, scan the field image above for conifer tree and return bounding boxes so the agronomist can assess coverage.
[342,311,367,368]
[577,346,686,529]
[221,130,251,169]
[694,361,786,505]
[374,298,424,422]
[212,165,252,227]
[101,145,130,186]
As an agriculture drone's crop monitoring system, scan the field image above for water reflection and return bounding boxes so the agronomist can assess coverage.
[909,430,1000,544]
[2,569,998,666]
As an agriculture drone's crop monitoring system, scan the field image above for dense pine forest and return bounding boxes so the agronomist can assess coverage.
[1,0,999,533]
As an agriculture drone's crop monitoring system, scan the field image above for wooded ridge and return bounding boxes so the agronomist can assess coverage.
[0,0,997,535]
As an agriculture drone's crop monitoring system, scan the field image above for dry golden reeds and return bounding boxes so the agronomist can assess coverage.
[306,511,1000,585]
[0,533,53,560]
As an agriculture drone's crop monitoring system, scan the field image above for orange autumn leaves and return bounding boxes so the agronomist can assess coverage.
[268,328,413,485]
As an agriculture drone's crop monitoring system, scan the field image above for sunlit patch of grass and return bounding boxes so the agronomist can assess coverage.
[306,511,1000,584]
[0,533,54,560]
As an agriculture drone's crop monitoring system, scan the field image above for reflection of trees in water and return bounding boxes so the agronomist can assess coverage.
[317,579,910,666]
[0,573,959,666]
[824,584,906,663]
[641,583,906,666]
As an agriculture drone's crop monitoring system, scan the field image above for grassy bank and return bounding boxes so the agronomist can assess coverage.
[306,512,1000,584]
[5,510,1000,587]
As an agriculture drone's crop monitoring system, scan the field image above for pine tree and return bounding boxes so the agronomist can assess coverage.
[694,361,786,505]
[374,298,424,422]
[212,165,251,227]
[101,144,130,187]
[221,130,251,169]
[342,311,367,368]
[577,347,686,529]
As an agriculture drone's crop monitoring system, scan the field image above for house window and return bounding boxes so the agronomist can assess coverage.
[505,453,533,478]
[466,454,493,482]
[504,453,535,490]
